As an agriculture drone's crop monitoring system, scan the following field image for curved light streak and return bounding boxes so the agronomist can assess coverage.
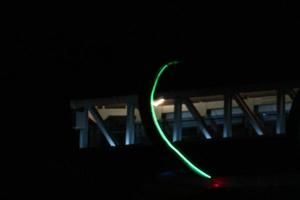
[150,61,212,179]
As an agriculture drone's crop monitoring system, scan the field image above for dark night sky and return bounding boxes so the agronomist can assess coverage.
[13,1,299,90]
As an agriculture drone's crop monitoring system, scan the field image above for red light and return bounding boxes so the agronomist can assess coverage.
[212,183,221,188]
[210,177,229,189]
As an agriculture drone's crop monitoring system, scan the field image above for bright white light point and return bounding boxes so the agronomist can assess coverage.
[153,98,165,107]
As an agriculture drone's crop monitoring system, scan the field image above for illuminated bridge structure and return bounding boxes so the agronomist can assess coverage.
[71,87,298,149]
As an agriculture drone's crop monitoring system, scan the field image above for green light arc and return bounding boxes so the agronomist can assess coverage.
[150,61,212,179]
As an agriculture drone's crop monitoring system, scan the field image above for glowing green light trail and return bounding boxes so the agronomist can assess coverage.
[150,61,212,179]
